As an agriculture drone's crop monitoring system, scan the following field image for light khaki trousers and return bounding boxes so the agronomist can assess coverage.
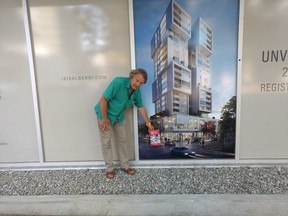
[97,117,130,172]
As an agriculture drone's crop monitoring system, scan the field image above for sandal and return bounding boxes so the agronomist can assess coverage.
[121,167,136,175]
[105,171,115,179]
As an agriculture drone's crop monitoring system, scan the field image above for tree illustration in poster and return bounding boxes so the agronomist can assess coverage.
[133,0,239,160]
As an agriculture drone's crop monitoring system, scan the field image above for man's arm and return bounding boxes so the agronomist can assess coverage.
[99,96,110,131]
[138,107,154,130]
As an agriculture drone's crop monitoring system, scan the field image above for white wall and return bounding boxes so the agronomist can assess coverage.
[0,0,39,162]
[239,0,288,159]
[0,0,134,164]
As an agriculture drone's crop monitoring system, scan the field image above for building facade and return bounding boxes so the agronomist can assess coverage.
[151,0,191,116]
[189,17,213,115]
[151,0,216,140]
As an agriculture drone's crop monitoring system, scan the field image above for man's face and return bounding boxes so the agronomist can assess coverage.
[130,74,145,90]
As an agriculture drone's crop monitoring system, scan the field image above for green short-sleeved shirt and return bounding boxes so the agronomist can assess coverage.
[94,77,143,125]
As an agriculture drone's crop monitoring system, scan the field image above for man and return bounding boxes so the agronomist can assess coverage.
[94,68,154,179]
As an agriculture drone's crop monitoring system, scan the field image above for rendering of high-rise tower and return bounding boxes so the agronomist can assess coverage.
[150,0,215,141]
[151,0,213,118]
[151,0,191,116]
[189,17,213,115]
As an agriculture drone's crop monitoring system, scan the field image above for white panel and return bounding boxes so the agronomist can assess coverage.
[29,0,133,161]
[240,0,288,159]
[0,0,39,162]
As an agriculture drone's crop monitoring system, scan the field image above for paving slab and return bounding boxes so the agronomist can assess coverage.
[1,194,288,216]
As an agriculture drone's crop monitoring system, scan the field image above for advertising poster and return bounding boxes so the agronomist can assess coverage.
[240,0,288,159]
[133,0,239,160]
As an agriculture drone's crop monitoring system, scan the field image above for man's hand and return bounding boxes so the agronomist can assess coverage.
[100,119,110,131]
[147,124,154,132]
[146,122,154,131]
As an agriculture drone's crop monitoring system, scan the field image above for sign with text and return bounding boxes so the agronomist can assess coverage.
[240,0,288,159]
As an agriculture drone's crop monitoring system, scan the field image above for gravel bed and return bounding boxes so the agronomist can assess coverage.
[1,167,288,196]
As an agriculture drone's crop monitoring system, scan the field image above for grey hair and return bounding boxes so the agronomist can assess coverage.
[129,68,148,84]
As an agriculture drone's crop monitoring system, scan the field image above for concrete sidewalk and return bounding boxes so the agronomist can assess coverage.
[1,194,288,216]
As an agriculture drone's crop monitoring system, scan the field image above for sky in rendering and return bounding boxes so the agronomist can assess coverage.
[133,0,239,119]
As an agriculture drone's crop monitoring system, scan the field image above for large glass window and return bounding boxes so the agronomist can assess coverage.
[161,71,167,94]
[29,0,132,161]
[0,0,39,163]
[160,14,166,40]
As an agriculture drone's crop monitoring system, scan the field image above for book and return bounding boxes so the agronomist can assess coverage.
[149,129,161,146]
